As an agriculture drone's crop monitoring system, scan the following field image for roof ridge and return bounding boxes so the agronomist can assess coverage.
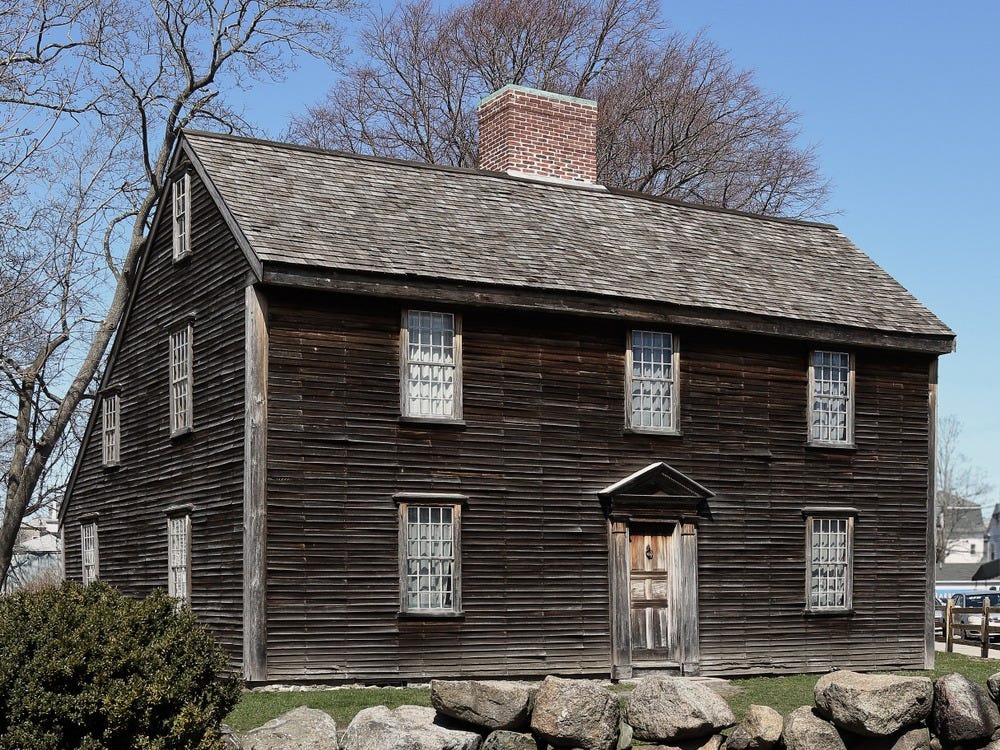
[180,128,840,231]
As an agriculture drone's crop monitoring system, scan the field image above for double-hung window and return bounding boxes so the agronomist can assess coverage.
[101,390,120,467]
[81,522,99,585]
[169,325,193,435]
[398,498,462,614]
[401,311,461,420]
[805,511,855,612]
[172,172,191,261]
[809,350,853,445]
[167,514,191,602]
[626,330,679,432]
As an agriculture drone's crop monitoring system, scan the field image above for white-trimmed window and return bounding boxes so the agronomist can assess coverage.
[809,350,853,445]
[169,325,193,435]
[81,522,99,585]
[626,330,679,432]
[399,501,462,614]
[172,172,191,261]
[167,514,191,602]
[805,512,855,612]
[101,391,120,467]
[401,310,461,419]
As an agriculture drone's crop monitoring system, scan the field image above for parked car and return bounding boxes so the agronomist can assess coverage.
[952,592,1000,642]
[934,595,947,636]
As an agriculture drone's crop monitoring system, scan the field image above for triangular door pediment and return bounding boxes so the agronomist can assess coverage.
[598,462,713,519]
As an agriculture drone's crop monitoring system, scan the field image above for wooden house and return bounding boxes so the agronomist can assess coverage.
[60,85,955,682]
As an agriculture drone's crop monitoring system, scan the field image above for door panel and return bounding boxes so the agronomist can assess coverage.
[629,527,672,659]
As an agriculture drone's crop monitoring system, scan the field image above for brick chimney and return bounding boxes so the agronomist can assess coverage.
[477,84,598,185]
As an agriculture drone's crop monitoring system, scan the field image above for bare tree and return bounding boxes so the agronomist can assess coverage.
[287,0,830,218]
[935,415,993,565]
[0,0,353,589]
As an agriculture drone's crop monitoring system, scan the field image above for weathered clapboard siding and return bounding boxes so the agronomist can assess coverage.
[264,290,934,680]
[61,163,250,663]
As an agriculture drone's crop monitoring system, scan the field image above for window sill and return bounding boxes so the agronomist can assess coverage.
[398,610,465,620]
[399,416,466,428]
[805,441,856,452]
[172,252,192,265]
[803,608,855,618]
[170,427,194,441]
[101,463,122,472]
[622,427,682,437]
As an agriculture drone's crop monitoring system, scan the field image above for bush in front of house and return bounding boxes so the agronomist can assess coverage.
[0,580,242,750]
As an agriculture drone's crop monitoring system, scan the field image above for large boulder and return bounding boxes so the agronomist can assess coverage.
[931,673,1000,745]
[431,680,536,731]
[852,727,931,750]
[624,676,735,742]
[814,671,933,737]
[529,676,620,750]
[241,707,339,750]
[782,707,847,750]
[341,705,482,750]
[727,705,783,750]
[480,730,539,750]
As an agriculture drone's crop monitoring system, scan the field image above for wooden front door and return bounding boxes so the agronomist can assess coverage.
[629,526,672,661]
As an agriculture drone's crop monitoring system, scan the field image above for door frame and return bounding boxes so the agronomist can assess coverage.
[609,515,700,677]
[600,462,713,679]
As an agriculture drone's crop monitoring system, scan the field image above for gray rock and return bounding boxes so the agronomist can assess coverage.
[624,676,735,742]
[241,707,339,750]
[814,671,933,738]
[432,679,536,731]
[851,727,931,750]
[931,673,1000,744]
[341,705,482,750]
[481,730,540,750]
[529,676,620,750]
[782,707,847,750]
[989,672,1000,702]
[220,723,243,750]
[615,721,632,750]
[727,705,783,750]
[626,738,723,750]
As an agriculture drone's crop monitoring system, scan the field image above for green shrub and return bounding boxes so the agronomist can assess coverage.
[0,581,242,750]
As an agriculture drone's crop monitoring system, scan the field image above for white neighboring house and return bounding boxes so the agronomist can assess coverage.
[2,514,63,594]
[935,493,989,595]
[986,504,1000,561]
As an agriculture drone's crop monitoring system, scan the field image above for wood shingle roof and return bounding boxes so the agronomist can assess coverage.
[180,130,954,349]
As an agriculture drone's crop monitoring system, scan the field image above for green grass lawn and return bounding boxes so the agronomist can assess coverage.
[225,651,1000,733]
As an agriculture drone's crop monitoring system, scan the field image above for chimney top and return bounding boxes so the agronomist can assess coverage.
[477,85,601,187]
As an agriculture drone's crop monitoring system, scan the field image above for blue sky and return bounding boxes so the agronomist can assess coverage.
[241,0,1000,502]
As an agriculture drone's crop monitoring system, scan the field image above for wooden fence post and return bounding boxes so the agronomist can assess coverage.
[945,598,954,652]
[983,599,991,658]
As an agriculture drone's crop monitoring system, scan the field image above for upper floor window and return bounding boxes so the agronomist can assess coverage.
[805,513,855,612]
[169,325,193,435]
[401,311,461,420]
[809,351,854,445]
[101,391,120,467]
[167,514,191,602]
[172,172,191,261]
[81,522,99,585]
[626,330,679,433]
[399,501,462,614]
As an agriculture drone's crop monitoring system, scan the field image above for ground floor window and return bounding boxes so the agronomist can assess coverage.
[805,511,855,612]
[167,514,191,602]
[81,522,99,585]
[397,499,462,614]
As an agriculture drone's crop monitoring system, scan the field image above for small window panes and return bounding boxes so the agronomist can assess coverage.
[810,351,852,444]
[169,326,193,434]
[403,311,459,419]
[628,330,678,432]
[81,523,99,585]
[102,392,120,466]
[172,173,191,261]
